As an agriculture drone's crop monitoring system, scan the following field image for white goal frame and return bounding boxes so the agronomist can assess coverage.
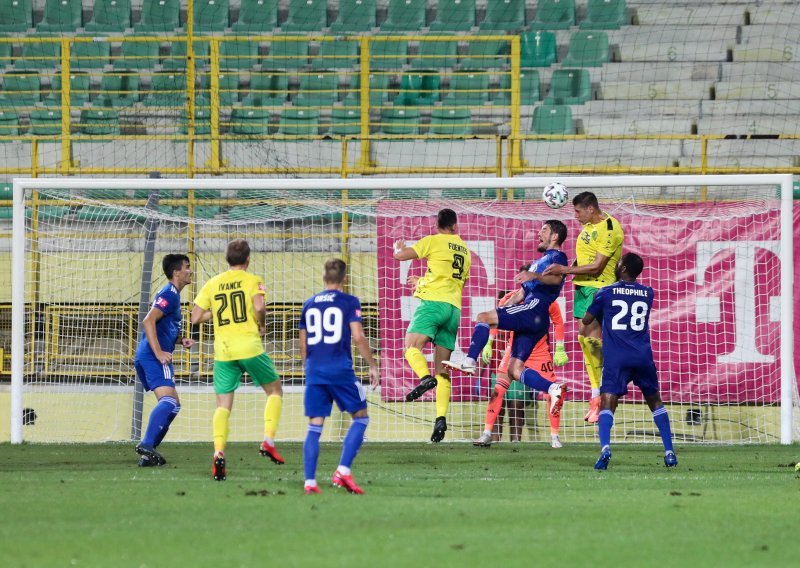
[10,174,796,444]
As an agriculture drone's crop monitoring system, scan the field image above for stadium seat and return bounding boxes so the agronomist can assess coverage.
[544,68,592,104]
[70,38,112,70]
[198,71,240,106]
[231,0,278,33]
[581,0,627,30]
[328,106,360,136]
[520,31,557,67]
[531,104,575,134]
[29,108,61,135]
[134,0,181,33]
[0,0,33,33]
[44,72,90,107]
[113,39,159,69]
[529,0,575,30]
[562,31,609,67]
[442,71,490,106]
[79,109,120,135]
[380,107,420,134]
[634,4,744,26]
[85,0,132,33]
[36,0,82,33]
[179,107,212,135]
[429,0,476,32]
[15,39,60,70]
[462,40,508,69]
[82,188,128,199]
[163,40,210,70]
[429,107,472,136]
[294,73,339,108]
[241,72,289,107]
[387,188,429,199]
[395,72,440,106]
[347,72,391,107]
[369,40,408,70]
[313,41,358,70]
[230,107,270,135]
[0,109,20,137]
[278,108,321,136]
[0,41,12,67]
[281,0,327,32]
[0,71,39,107]
[494,69,540,106]
[329,0,377,33]
[441,188,484,199]
[142,73,186,107]
[263,40,309,70]
[410,41,458,69]
[96,71,139,107]
[192,0,230,33]
[219,40,259,70]
[479,0,526,32]
[380,0,426,32]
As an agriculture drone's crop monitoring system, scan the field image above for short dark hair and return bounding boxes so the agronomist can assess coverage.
[621,252,644,279]
[572,191,599,209]
[519,263,531,272]
[162,254,189,279]
[437,208,458,230]
[544,219,567,245]
[324,258,347,284]
[226,239,250,266]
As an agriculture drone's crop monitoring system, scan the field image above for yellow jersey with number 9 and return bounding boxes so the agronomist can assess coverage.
[194,269,266,361]
[411,233,471,309]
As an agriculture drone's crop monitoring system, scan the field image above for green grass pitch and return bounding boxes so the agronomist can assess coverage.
[1,442,798,567]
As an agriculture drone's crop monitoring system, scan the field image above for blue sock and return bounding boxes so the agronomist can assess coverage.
[519,368,554,393]
[141,396,177,448]
[339,417,369,469]
[598,409,614,450]
[466,323,491,361]
[652,406,674,453]
[154,403,180,447]
[303,424,324,481]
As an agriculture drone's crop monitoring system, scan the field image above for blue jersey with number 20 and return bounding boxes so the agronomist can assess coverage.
[299,289,362,384]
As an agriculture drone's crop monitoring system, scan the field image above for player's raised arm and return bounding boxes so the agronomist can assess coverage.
[393,239,419,261]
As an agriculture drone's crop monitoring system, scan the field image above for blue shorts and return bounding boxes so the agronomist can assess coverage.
[600,363,660,397]
[135,357,175,392]
[496,300,549,361]
[305,379,367,418]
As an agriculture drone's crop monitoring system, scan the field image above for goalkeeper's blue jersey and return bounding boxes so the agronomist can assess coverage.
[136,283,182,360]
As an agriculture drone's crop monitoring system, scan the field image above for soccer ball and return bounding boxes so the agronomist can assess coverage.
[542,182,569,209]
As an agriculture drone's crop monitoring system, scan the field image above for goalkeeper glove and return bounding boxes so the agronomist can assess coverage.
[481,338,494,365]
[553,342,568,367]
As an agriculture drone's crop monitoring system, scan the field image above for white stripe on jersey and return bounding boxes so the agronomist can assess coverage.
[505,298,540,314]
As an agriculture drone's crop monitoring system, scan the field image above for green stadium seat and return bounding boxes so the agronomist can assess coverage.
[462,40,508,69]
[395,72,440,106]
[313,41,358,70]
[36,0,82,33]
[241,72,289,107]
[544,68,592,104]
[429,107,472,136]
[0,0,33,33]
[531,104,575,134]
[79,108,120,135]
[85,0,132,33]
[75,205,122,221]
[520,30,557,67]
[96,71,139,107]
[529,0,576,30]
[28,205,69,219]
[329,0,377,33]
[163,40,210,70]
[347,72,391,107]
[494,69,540,106]
[581,0,627,30]
[83,188,128,199]
[29,108,61,135]
[231,0,278,33]
[442,71,490,106]
[328,106,360,136]
[429,0,476,32]
[134,0,181,33]
[441,188,484,199]
[179,107,212,135]
[0,109,20,138]
[410,41,458,69]
[193,0,230,32]
[230,107,270,135]
[369,40,407,70]
[380,107,420,135]
[0,41,12,67]
[0,72,40,107]
[219,40,259,70]
[479,0,526,32]
[263,40,309,70]
[142,73,186,107]
[278,108,320,136]
[294,72,339,108]
[15,39,60,70]
[281,0,327,32]
[44,72,91,107]
[113,39,159,69]
[381,0,426,32]
[227,204,276,220]
[198,71,240,106]
[386,188,429,199]
[70,38,112,70]
[193,205,222,219]
[562,31,609,67]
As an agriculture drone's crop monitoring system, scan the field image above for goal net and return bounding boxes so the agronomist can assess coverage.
[9,175,799,445]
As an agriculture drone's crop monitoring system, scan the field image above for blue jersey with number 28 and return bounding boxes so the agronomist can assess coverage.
[299,289,362,384]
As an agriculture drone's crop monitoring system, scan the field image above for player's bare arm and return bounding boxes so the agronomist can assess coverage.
[351,321,380,389]
[544,252,610,278]
[393,239,419,261]
[514,269,563,286]
[142,307,171,365]
[253,293,267,337]
[190,304,213,325]
[299,329,307,362]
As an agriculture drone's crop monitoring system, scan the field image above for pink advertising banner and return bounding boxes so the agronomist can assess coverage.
[377,201,800,404]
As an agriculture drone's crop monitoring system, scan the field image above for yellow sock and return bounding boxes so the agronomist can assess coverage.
[584,337,603,391]
[212,407,230,454]
[578,335,598,391]
[435,373,451,418]
[264,394,282,440]
[404,347,431,380]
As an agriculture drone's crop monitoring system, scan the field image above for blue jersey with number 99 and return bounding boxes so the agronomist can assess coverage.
[299,289,363,384]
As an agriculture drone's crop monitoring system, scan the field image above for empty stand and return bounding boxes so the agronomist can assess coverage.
[294,73,339,107]
[36,0,82,33]
[714,81,800,100]
[633,4,744,26]
[0,0,33,33]
[79,109,120,135]
[410,41,458,69]
[380,107,420,134]
[479,0,526,33]
[531,104,575,134]
[600,81,710,100]
[44,72,90,107]
[220,40,259,70]
[520,30,557,67]
[231,0,278,33]
[329,0,377,33]
[381,0,426,32]
[581,0,627,30]
[85,0,132,33]
[192,0,230,33]
[442,71,490,106]
[230,107,270,135]
[429,0,476,32]
[313,41,358,70]
[263,40,309,70]
[282,0,327,33]
[544,68,592,104]
[561,31,609,67]
[134,0,181,33]
[429,108,472,136]
[278,108,321,136]
[242,72,289,107]
[70,38,112,70]
[529,0,576,30]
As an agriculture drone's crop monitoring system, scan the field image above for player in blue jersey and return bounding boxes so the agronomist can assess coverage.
[299,259,380,495]
[444,220,569,417]
[134,254,194,467]
[583,252,677,470]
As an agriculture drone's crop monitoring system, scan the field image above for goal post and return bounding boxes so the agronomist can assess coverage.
[10,174,797,445]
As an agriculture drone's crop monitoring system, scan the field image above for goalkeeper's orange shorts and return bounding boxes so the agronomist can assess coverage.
[498,343,556,382]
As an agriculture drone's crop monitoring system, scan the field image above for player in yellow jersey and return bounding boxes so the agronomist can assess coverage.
[191,239,284,481]
[544,191,624,423]
[393,208,471,442]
